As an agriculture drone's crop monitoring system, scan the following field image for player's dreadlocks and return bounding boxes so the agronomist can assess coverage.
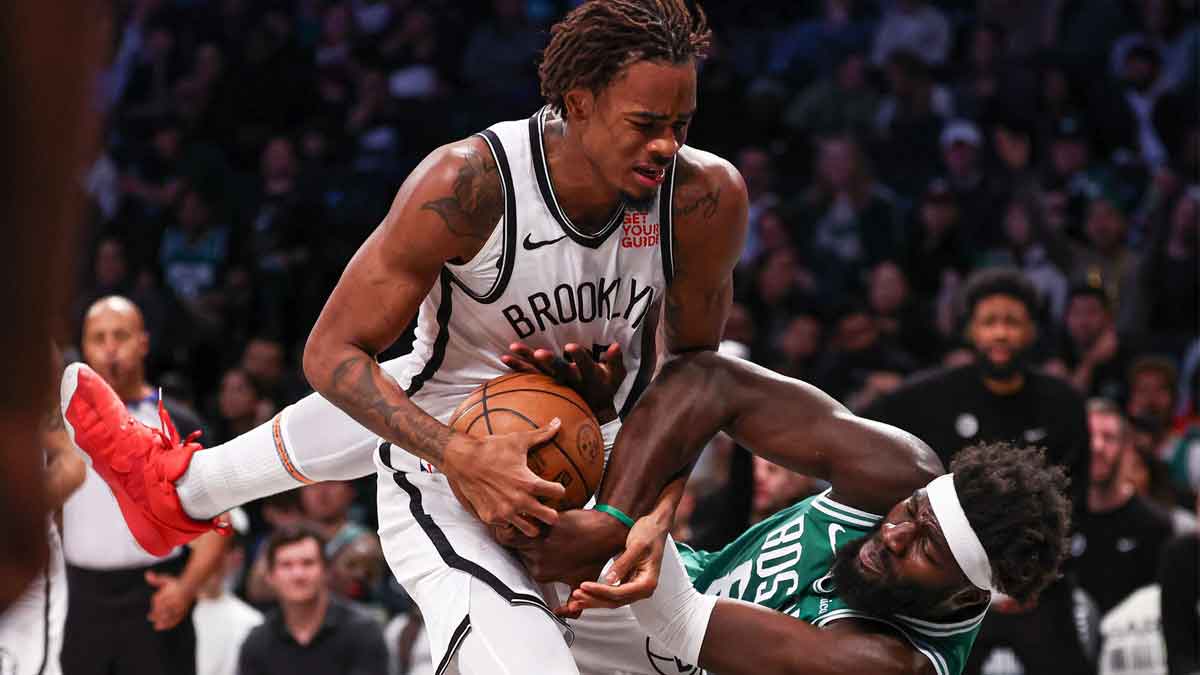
[539,0,711,115]
[951,442,1072,604]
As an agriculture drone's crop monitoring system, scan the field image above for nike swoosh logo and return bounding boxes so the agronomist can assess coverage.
[523,233,567,250]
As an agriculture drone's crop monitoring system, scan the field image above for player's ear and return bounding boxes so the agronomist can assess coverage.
[563,88,595,124]
[946,585,990,611]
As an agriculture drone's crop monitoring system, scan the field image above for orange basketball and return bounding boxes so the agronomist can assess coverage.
[448,372,604,511]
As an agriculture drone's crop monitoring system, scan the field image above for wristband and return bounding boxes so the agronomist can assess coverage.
[593,503,635,528]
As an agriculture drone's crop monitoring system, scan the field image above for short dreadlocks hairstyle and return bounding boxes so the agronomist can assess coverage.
[538,0,711,115]
[950,442,1071,604]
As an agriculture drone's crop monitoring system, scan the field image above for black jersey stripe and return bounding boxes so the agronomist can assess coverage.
[405,270,454,397]
[445,129,518,304]
[617,299,661,420]
[434,616,471,675]
[659,155,678,286]
[528,108,625,248]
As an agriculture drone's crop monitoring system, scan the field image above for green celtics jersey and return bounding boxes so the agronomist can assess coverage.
[677,490,985,675]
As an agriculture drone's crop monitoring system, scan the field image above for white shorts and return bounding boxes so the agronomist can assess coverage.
[568,604,700,675]
[375,454,575,673]
[0,524,66,675]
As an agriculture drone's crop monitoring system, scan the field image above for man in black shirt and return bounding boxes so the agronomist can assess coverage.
[865,268,1094,675]
[238,525,387,675]
[1159,495,1199,675]
[1075,398,1175,615]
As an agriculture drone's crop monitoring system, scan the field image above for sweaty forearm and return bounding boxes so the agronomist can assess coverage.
[312,348,453,466]
[598,352,730,518]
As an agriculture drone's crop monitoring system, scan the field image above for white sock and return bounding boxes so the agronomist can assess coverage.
[175,391,382,520]
[176,419,298,520]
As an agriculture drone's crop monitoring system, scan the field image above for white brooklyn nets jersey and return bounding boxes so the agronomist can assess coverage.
[378,107,678,473]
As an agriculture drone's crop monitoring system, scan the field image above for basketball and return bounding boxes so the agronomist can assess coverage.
[448,372,604,511]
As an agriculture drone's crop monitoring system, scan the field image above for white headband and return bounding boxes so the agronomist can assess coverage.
[925,473,994,593]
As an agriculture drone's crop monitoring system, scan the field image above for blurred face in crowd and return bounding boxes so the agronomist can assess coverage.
[94,238,128,288]
[1085,199,1127,253]
[262,137,298,181]
[737,147,772,198]
[218,369,260,422]
[329,536,384,602]
[242,338,285,386]
[1003,199,1032,248]
[971,27,999,70]
[1127,369,1175,427]
[757,210,791,253]
[757,247,800,304]
[301,481,356,525]
[943,141,978,179]
[567,59,696,211]
[870,262,908,316]
[752,457,817,521]
[778,315,822,362]
[967,295,1035,379]
[993,126,1031,170]
[835,311,879,353]
[837,53,867,90]
[178,190,212,233]
[82,298,150,397]
[269,537,326,606]
[193,43,224,85]
[1051,138,1089,176]
[818,138,858,192]
[1088,410,1128,489]
[920,196,959,239]
[1064,294,1109,351]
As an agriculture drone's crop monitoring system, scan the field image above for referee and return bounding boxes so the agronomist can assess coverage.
[865,268,1094,675]
[60,297,228,675]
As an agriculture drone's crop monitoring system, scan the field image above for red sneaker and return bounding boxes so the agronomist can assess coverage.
[60,363,225,556]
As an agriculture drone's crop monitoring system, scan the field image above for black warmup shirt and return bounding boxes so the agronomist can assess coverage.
[1159,533,1199,675]
[864,364,1091,523]
[238,596,388,675]
[1074,495,1175,614]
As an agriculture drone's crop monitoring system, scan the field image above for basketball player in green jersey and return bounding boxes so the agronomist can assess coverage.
[507,350,1072,675]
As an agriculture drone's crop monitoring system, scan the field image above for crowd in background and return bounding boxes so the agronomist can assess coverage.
[62,0,1198,674]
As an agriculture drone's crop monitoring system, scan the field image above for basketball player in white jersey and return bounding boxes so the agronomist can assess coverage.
[60,2,746,672]
[1,352,85,675]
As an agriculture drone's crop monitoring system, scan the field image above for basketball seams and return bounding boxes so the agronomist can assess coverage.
[481,378,495,435]
[481,387,595,422]
[489,406,595,499]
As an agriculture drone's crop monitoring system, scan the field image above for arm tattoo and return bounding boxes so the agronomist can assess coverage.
[420,146,503,241]
[328,353,451,464]
[676,186,720,220]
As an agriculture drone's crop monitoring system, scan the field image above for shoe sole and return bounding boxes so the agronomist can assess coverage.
[59,362,91,469]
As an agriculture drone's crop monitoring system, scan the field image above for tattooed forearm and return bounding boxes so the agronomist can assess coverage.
[677,186,720,220]
[327,352,451,464]
[420,146,503,241]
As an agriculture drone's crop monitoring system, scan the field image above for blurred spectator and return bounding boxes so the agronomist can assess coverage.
[875,50,954,196]
[745,246,815,341]
[792,134,901,300]
[160,186,233,324]
[346,68,402,175]
[864,268,1093,675]
[770,311,824,382]
[750,457,824,524]
[783,48,879,139]
[1113,40,1178,170]
[1070,190,1147,335]
[1127,355,1179,441]
[768,0,873,83]
[867,260,940,365]
[213,368,274,445]
[327,527,385,610]
[315,3,353,70]
[939,119,998,249]
[951,22,1016,122]
[238,526,387,675]
[982,192,1070,323]
[1074,398,1176,615]
[901,178,970,301]
[1049,0,1136,72]
[245,491,306,606]
[736,147,782,266]
[193,509,263,675]
[1041,115,1112,237]
[460,0,542,117]
[63,296,225,675]
[241,336,308,407]
[300,481,369,546]
[871,0,951,68]
[1058,285,1133,401]
[1158,494,1199,675]
[1139,187,1200,357]
[813,300,916,410]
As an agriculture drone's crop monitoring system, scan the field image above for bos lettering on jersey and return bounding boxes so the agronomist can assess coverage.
[501,277,655,339]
